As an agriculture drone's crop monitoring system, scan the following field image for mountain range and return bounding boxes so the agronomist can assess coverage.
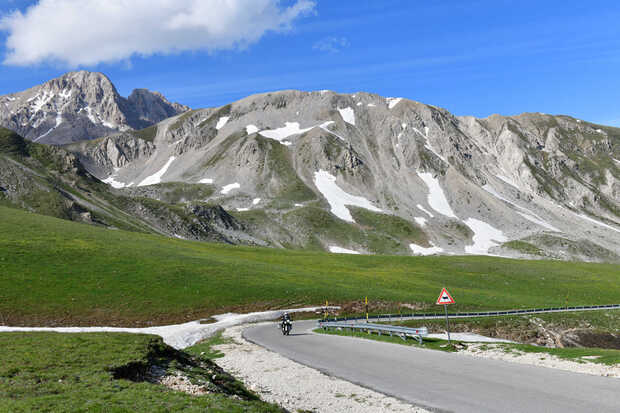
[1,72,618,262]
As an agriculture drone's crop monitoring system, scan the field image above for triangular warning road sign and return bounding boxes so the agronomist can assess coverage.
[436,288,455,305]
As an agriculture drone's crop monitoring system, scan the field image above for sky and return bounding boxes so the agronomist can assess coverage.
[0,0,619,125]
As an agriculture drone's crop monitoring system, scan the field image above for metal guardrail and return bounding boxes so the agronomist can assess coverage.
[318,321,429,344]
[326,304,620,323]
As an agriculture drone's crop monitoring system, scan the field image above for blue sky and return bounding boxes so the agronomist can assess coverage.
[1,0,619,125]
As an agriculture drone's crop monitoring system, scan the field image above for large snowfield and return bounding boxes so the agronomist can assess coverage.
[313,170,381,222]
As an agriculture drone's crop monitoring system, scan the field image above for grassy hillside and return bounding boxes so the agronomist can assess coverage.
[0,205,619,326]
[0,332,282,412]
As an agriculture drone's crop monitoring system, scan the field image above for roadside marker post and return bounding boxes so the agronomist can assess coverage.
[365,296,369,323]
[436,288,455,345]
[324,300,328,320]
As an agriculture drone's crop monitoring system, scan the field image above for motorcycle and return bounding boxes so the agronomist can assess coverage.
[280,319,292,336]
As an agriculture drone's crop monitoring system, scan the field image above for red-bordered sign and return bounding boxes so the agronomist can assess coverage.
[436,288,455,305]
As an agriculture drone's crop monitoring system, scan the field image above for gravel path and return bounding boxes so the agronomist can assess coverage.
[214,324,429,413]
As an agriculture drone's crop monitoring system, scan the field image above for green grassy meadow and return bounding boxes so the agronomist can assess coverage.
[0,205,619,326]
[0,332,282,412]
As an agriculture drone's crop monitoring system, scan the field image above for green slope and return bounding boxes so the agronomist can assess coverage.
[0,205,618,326]
[0,332,282,412]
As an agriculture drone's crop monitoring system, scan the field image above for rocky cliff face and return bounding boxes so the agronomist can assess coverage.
[69,90,620,262]
[0,127,261,245]
[0,71,189,145]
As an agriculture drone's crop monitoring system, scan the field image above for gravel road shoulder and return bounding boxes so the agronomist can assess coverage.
[213,323,429,413]
[462,343,620,378]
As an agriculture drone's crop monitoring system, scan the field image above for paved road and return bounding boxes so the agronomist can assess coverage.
[244,321,620,413]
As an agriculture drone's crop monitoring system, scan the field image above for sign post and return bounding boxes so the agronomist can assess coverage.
[324,300,328,320]
[436,288,455,345]
[365,296,369,323]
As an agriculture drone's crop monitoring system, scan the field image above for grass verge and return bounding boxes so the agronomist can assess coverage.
[0,332,283,412]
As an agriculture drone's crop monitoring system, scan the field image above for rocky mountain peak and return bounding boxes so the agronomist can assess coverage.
[127,88,190,129]
[0,71,189,145]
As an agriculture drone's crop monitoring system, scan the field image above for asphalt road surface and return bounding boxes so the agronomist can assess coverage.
[244,320,620,413]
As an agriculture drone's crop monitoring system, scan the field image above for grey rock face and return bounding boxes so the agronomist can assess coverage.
[0,71,189,145]
[65,90,620,261]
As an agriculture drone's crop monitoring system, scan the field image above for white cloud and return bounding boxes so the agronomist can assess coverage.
[313,36,349,53]
[0,0,316,67]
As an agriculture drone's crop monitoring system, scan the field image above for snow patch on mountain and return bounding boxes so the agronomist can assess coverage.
[252,198,261,205]
[412,127,446,162]
[329,246,360,254]
[409,242,443,255]
[220,183,240,195]
[496,174,519,189]
[138,157,176,187]
[464,218,507,255]
[313,170,381,223]
[259,122,314,143]
[414,217,427,227]
[246,125,259,134]
[29,90,54,113]
[337,107,355,125]
[33,111,63,142]
[198,178,213,184]
[386,97,403,109]
[216,116,229,130]
[102,168,128,189]
[319,121,347,141]
[417,172,457,218]
[417,204,434,218]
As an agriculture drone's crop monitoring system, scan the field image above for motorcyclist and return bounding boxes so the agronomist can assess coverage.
[281,312,291,324]
[280,312,292,335]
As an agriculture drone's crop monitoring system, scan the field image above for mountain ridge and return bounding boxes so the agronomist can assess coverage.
[0,71,189,145]
[65,88,619,262]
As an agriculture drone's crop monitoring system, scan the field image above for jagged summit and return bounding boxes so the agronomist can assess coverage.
[0,71,189,145]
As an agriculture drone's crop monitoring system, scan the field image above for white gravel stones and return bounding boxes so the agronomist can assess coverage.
[462,343,620,378]
[214,325,429,413]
